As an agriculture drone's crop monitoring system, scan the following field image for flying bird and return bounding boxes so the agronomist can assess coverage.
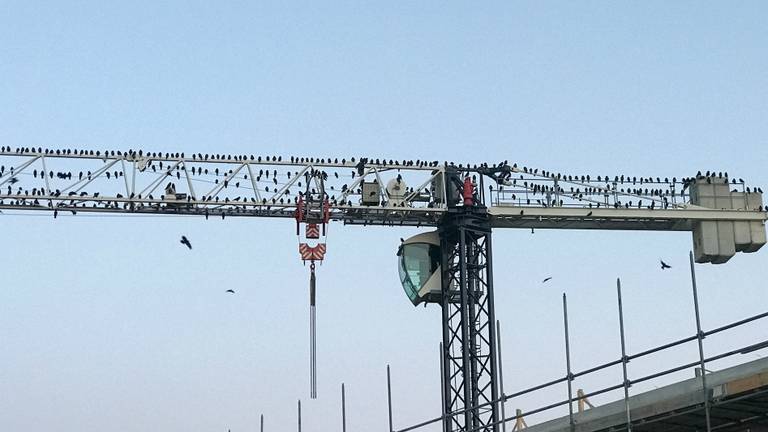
[660,260,671,270]
[542,277,553,283]
[180,235,192,249]
[225,289,235,294]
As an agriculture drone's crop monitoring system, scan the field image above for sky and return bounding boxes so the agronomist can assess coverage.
[1,1,767,431]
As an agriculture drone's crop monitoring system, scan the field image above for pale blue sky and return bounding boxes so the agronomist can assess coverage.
[1,2,767,431]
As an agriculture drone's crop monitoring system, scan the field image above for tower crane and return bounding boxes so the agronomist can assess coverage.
[1,147,766,432]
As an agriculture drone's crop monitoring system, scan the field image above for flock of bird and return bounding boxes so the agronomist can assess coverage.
[0,146,447,168]
[0,148,766,216]
[495,170,766,211]
[0,155,442,211]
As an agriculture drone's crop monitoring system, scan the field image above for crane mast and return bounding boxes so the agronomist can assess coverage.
[1,147,766,431]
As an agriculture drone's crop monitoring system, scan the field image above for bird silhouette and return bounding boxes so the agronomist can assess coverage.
[542,277,553,283]
[660,260,671,270]
[180,235,192,249]
[225,289,235,294]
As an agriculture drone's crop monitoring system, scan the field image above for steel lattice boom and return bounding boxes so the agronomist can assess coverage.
[1,147,765,230]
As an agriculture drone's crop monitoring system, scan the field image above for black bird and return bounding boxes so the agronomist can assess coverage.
[9,176,19,184]
[660,260,671,270]
[180,235,192,249]
[225,289,235,294]
[542,277,553,283]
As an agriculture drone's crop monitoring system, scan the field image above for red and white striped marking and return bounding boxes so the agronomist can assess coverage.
[299,243,327,261]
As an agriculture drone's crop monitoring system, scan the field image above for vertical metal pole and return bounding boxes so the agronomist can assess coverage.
[260,414,264,432]
[441,170,449,206]
[131,160,136,196]
[616,279,632,432]
[439,233,455,432]
[689,251,712,432]
[439,342,447,432]
[486,234,501,432]
[342,383,347,432]
[298,399,302,432]
[562,293,575,432]
[496,320,507,432]
[479,175,485,206]
[387,364,394,432]
[458,229,474,429]
[310,264,317,399]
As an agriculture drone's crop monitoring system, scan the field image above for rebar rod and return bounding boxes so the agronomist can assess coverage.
[617,279,632,432]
